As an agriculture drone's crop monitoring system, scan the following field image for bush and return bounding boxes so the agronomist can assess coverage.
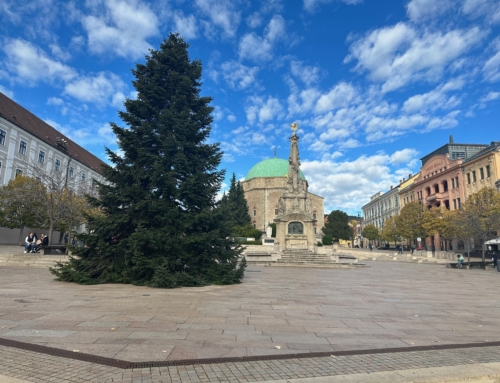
[317,241,323,247]
[232,224,262,240]
[236,240,262,245]
[322,234,333,246]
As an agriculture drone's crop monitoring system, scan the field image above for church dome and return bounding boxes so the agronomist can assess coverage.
[245,158,306,181]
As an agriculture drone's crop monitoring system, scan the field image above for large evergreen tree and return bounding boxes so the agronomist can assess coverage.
[51,34,245,288]
[219,173,251,228]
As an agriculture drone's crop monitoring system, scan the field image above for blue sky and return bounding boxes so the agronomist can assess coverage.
[1,0,499,215]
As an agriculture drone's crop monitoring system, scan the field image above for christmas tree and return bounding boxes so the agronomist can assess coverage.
[51,34,245,288]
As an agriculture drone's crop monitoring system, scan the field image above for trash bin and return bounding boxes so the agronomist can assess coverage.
[497,261,500,272]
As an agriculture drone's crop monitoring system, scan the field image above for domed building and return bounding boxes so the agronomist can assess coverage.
[242,157,324,235]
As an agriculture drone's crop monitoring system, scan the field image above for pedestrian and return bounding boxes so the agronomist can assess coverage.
[457,254,465,269]
[411,245,415,254]
[369,243,373,252]
[492,251,498,268]
[24,232,35,253]
[63,232,69,244]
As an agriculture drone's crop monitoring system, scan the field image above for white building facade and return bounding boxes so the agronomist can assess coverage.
[0,92,106,243]
[362,186,400,230]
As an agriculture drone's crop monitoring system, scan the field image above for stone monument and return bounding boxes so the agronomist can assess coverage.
[274,123,317,251]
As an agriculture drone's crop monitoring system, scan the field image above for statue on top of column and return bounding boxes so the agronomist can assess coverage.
[287,122,301,194]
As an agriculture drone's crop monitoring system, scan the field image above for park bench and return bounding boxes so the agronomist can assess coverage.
[446,261,493,269]
[42,245,68,255]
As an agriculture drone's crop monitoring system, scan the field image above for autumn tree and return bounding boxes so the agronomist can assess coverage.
[395,201,426,243]
[0,176,47,245]
[362,224,379,242]
[380,217,400,246]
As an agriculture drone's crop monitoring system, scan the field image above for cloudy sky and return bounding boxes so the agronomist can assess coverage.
[1,0,499,215]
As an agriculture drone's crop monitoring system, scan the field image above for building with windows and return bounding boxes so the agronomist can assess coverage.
[463,141,500,199]
[399,173,420,208]
[0,92,106,243]
[420,136,488,165]
[362,184,400,231]
[241,157,324,235]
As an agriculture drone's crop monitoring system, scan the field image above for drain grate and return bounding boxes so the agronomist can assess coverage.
[2,336,500,369]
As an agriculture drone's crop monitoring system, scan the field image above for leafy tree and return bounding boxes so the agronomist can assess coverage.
[456,188,500,262]
[395,201,426,243]
[268,222,276,238]
[380,217,400,246]
[322,210,352,241]
[362,224,379,242]
[0,176,46,245]
[51,34,245,288]
[422,206,455,246]
[322,234,333,246]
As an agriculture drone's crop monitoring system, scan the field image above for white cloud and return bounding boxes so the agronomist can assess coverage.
[483,44,500,82]
[339,138,361,149]
[171,11,198,39]
[462,0,500,24]
[480,91,500,102]
[246,12,262,28]
[221,61,259,90]
[288,87,321,116]
[3,38,76,85]
[64,72,126,105]
[346,23,486,92]
[98,123,117,145]
[227,115,237,122]
[402,78,464,113]
[47,97,64,106]
[302,149,419,211]
[239,15,286,62]
[406,0,454,22]
[309,140,333,152]
[303,0,362,13]
[49,44,71,61]
[246,96,284,125]
[390,148,419,164]
[315,82,359,113]
[195,0,241,38]
[290,61,321,86]
[0,85,14,98]
[83,0,158,59]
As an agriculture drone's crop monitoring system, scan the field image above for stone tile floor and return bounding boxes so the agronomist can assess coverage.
[2,343,500,382]
[1,262,500,362]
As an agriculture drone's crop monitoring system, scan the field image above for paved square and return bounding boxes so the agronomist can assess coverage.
[1,262,499,362]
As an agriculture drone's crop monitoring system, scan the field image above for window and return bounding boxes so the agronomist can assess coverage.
[480,167,484,180]
[15,169,22,177]
[0,129,5,145]
[313,213,317,219]
[486,165,491,178]
[275,208,278,215]
[467,173,471,184]
[472,171,476,183]
[455,176,459,187]
[457,198,461,209]
[55,159,61,171]
[453,199,457,209]
[253,209,256,216]
[69,167,74,178]
[81,173,86,182]
[38,150,45,164]
[19,141,27,155]
[452,178,455,189]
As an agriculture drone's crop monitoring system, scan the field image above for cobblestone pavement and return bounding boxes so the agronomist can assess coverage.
[2,344,500,382]
[2,263,500,362]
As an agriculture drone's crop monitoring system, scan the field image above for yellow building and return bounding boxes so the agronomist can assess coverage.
[398,173,420,209]
[463,142,500,199]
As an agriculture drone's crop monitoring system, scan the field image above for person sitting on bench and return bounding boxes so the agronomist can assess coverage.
[457,254,465,269]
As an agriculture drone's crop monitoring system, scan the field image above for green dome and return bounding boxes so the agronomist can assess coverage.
[245,158,306,181]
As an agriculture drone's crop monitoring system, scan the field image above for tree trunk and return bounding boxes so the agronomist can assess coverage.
[48,222,54,245]
[18,225,25,246]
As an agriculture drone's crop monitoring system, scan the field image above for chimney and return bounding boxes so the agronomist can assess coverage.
[409,173,412,178]
[403,177,406,182]
[390,185,393,190]
[449,135,454,144]
[399,179,402,184]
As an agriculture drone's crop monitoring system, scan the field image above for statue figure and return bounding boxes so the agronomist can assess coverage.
[306,199,312,214]
[266,223,272,238]
[294,196,299,209]
[278,197,285,215]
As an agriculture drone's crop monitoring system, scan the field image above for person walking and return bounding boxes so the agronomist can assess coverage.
[492,251,498,268]
[411,245,415,254]
[369,243,373,252]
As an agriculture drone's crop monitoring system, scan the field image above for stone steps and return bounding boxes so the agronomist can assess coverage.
[0,254,70,268]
